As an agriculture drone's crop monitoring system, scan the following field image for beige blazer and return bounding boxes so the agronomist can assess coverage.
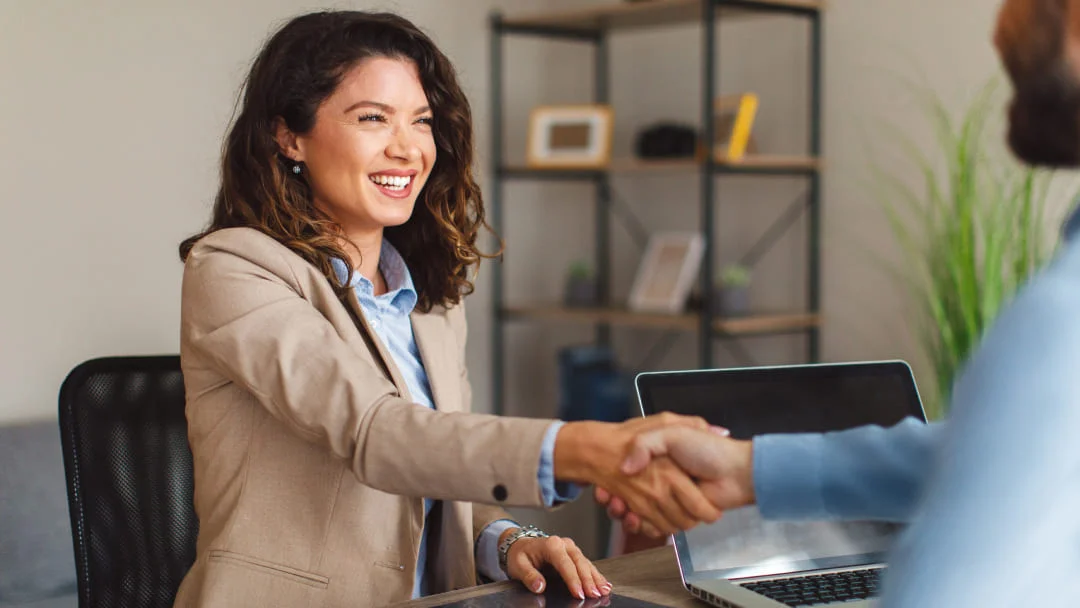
[174,228,554,607]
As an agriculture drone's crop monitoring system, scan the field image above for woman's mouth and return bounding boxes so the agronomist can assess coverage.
[369,173,415,198]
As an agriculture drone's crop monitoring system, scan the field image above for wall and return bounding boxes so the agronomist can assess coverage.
[0,0,547,423]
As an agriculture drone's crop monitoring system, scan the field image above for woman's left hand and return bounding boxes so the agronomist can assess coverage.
[505,533,612,600]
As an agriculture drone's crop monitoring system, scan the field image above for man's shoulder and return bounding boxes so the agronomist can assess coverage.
[950,235,1080,424]
[1018,237,1080,315]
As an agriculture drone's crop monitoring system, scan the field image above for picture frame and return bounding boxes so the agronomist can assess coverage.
[526,104,614,169]
[628,232,705,314]
[712,93,759,161]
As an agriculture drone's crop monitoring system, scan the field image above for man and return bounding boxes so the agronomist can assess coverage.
[600,1,1080,606]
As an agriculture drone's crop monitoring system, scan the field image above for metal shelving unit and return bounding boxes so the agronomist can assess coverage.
[489,0,825,417]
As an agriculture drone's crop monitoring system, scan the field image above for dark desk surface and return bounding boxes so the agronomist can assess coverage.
[389,547,699,608]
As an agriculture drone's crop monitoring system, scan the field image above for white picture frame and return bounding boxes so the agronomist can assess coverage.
[628,232,705,314]
[526,104,614,169]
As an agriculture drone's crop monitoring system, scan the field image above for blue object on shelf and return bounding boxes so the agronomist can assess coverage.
[557,345,634,423]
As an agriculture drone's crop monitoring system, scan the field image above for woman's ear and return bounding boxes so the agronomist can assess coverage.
[273,117,304,163]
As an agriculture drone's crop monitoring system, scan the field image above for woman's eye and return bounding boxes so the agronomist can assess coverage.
[416,116,434,126]
[358,113,385,123]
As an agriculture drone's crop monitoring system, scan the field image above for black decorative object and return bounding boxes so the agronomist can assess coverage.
[635,123,698,159]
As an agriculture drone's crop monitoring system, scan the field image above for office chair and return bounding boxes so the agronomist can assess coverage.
[58,356,197,608]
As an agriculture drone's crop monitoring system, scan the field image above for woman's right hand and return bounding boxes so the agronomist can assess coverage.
[553,413,723,537]
[595,425,754,536]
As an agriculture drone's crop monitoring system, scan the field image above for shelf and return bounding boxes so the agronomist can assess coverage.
[500,155,821,180]
[610,155,823,174]
[489,0,825,419]
[501,0,824,34]
[502,305,821,336]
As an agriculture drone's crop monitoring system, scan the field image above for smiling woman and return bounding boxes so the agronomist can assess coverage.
[171,9,720,608]
[273,56,439,294]
[178,12,484,313]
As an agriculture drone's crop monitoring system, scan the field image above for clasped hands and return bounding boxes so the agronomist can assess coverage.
[556,413,757,538]
[503,414,757,600]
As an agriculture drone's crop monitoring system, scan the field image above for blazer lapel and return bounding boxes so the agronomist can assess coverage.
[410,309,458,412]
[343,290,411,399]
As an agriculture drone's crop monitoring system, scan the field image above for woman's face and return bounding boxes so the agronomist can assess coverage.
[282,56,436,238]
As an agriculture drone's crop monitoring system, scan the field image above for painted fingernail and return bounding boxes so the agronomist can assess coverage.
[602,583,613,594]
[575,586,585,600]
[532,579,544,593]
[589,586,601,598]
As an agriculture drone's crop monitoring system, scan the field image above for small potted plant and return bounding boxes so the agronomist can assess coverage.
[564,260,598,308]
[714,263,752,317]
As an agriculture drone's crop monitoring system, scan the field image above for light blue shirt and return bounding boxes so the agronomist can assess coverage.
[752,209,1080,606]
[754,416,941,523]
[331,242,578,599]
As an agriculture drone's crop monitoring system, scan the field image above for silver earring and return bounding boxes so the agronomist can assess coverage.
[292,164,302,175]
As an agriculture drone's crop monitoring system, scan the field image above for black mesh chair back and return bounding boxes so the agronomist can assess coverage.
[58,356,198,608]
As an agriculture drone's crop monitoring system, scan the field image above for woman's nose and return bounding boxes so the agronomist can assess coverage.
[385,126,421,162]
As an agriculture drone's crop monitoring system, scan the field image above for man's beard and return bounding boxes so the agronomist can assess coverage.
[1007,59,1080,168]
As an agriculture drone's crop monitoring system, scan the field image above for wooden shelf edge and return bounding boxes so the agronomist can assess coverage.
[502,305,821,335]
[611,155,823,173]
[715,312,822,334]
[503,155,822,176]
[501,0,824,32]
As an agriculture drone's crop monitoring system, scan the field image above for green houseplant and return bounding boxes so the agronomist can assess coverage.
[874,80,1058,419]
[714,263,752,317]
[564,259,598,308]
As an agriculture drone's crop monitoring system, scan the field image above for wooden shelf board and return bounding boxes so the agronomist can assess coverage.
[502,305,821,335]
[502,0,824,32]
[502,155,822,176]
[608,155,823,173]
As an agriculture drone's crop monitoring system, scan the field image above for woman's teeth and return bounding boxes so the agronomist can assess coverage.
[370,174,411,191]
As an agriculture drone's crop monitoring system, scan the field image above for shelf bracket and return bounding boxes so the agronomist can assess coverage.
[738,191,810,268]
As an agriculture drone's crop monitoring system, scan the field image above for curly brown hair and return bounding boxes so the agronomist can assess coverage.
[179,10,498,312]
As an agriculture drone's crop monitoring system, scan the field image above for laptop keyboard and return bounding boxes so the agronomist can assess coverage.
[739,567,881,606]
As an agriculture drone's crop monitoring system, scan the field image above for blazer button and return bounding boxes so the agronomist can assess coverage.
[492,484,508,502]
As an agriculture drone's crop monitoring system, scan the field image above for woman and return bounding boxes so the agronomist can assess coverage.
[175,10,719,607]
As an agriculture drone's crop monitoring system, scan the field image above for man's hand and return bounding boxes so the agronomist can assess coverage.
[504,531,611,600]
[554,413,723,537]
[594,426,755,536]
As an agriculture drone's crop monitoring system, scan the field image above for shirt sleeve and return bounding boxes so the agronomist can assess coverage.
[754,417,941,522]
[879,242,1080,607]
[475,519,518,582]
[538,421,582,506]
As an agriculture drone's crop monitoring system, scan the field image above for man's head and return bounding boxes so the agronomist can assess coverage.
[995,0,1080,166]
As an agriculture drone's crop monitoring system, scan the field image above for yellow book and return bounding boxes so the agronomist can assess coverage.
[726,93,758,161]
[713,93,759,161]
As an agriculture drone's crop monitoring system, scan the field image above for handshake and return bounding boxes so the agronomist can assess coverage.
[553,413,756,537]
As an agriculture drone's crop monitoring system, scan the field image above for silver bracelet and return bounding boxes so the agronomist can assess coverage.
[498,524,549,575]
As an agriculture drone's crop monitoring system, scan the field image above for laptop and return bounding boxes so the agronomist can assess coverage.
[634,360,928,608]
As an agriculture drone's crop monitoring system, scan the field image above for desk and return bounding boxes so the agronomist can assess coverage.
[390,547,698,607]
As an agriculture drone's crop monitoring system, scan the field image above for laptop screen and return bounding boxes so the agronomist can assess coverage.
[635,361,927,581]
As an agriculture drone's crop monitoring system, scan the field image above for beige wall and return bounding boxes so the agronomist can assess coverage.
[0,0,551,424]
